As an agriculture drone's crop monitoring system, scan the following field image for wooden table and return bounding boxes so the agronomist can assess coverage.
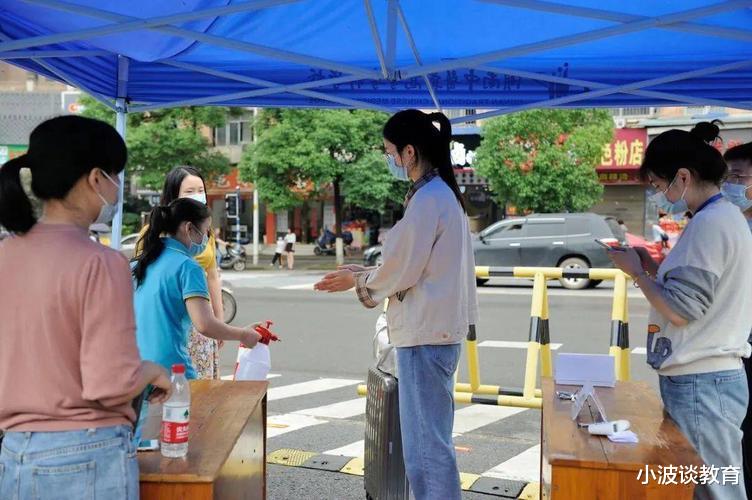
[138,380,268,500]
[541,377,703,500]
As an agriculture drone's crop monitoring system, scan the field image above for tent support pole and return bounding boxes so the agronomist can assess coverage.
[111,56,129,251]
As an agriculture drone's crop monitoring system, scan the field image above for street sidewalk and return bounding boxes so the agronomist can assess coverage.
[237,243,364,271]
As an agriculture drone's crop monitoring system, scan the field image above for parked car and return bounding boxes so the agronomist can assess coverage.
[120,233,140,260]
[474,213,627,290]
[363,245,384,267]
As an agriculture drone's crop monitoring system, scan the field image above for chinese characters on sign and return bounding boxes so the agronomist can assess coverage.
[637,464,740,486]
[597,128,648,185]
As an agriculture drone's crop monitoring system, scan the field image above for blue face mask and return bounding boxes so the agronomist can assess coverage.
[721,182,752,211]
[189,226,209,256]
[649,175,689,215]
[385,154,409,182]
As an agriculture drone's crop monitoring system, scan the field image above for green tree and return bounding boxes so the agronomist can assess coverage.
[239,109,402,242]
[474,109,613,213]
[80,96,233,189]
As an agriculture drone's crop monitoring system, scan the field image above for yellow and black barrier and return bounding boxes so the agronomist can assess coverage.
[454,266,632,409]
[359,266,631,410]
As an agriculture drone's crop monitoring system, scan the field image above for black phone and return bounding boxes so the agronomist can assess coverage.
[594,239,626,251]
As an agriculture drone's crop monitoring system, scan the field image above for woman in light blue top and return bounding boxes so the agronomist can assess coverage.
[132,198,261,378]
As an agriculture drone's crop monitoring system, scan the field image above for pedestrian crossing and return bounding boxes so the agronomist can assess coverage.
[261,372,542,493]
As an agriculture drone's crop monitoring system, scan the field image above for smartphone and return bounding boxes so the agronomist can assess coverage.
[137,439,160,452]
[594,239,626,251]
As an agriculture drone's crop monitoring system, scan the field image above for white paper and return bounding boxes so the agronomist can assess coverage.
[607,430,639,443]
[555,353,615,387]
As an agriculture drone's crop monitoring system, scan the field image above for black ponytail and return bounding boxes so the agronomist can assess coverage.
[0,115,126,235]
[0,156,35,233]
[640,128,727,186]
[132,198,210,286]
[383,109,466,211]
[690,120,723,145]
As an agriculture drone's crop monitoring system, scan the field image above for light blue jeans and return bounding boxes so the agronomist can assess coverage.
[0,425,139,500]
[397,344,462,500]
[659,369,748,500]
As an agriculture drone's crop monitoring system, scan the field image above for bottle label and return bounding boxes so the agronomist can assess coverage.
[161,406,190,444]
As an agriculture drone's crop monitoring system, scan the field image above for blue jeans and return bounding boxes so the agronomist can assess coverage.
[397,344,462,500]
[0,425,139,500]
[660,369,748,500]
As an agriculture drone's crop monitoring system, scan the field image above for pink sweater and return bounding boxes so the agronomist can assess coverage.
[0,224,142,431]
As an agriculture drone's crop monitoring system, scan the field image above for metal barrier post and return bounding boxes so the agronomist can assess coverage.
[523,272,546,400]
[608,272,631,381]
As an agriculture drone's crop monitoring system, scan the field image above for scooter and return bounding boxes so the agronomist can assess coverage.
[313,230,353,256]
[219,242,247,272]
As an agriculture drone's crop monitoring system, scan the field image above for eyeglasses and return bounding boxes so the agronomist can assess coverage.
[725,173,752,184]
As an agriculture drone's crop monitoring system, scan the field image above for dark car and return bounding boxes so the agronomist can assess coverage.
[474,213,627,289]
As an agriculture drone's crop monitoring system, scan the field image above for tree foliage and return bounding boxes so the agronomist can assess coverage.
[80,96,233,189]
[239,109,405,231]
[474,109,613,213]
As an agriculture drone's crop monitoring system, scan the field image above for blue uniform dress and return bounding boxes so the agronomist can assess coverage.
[134,237,209,380]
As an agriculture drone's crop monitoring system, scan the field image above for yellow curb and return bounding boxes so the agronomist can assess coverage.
[518,481,540,499]
[266,448,317,467]
[340,457,365,476]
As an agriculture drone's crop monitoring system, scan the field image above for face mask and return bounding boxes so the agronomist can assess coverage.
[185,192,207,205]
[94,170,120,224]
[649,175,688,215]
[722,182,752,211]
[188,226,209,256]
[385,154,409,182]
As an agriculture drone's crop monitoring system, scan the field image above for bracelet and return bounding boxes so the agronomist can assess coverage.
[631,270,651,287]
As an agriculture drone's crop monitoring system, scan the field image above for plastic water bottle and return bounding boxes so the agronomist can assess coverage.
[161,364,190,458]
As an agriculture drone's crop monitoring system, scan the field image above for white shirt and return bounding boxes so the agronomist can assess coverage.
[284,233,296,245]
[275,239,286,253]
[355,177,479,348]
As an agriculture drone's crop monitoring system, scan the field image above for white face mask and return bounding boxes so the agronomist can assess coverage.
[185,192,207,205]
[384,154,409,181]
[94,170,120,225]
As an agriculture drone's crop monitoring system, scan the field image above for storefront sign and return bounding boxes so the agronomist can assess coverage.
[597,128,647,185]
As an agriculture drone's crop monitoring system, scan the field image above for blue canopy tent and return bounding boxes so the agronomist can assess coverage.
[2,0,752,246]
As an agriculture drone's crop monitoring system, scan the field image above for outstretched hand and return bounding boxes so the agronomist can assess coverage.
[314,270,356,293]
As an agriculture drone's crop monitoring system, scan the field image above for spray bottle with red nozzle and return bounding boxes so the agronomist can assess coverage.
[235,321,280,381]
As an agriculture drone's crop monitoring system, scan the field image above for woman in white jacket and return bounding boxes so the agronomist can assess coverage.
[315,109,478,500]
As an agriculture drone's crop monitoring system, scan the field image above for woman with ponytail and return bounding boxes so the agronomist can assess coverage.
[135,166,225,380]
[132,197,262,381]
[315,109,478,499]
[0,116,172,500]
[608,121,752,500]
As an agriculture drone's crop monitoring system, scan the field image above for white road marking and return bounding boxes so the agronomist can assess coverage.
[483,444,541,483]
[268,378,361,401]
[632,347,647,355]
[293,398,366,420]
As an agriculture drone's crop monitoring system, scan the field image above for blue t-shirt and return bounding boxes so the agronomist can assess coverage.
[134,238,209,379]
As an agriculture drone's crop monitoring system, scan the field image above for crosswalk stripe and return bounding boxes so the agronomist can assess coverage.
[632,347,647,355]
[482,444,540,483]
[324,401,528,458]
[278,283,317,290]
[325,440,364,458]
[453,404,527,434]
[267,414,328,438]
[220,373,281,381]
[478,340,562,350]
[268,378,361,401]
[293,398,366,419]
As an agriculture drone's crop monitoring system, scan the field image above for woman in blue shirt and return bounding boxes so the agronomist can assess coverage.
[132,198,261,378]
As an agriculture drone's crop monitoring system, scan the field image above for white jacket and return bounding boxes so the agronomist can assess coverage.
[355,177,479,347]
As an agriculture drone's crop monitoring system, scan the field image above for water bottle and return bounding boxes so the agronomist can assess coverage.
[161,364,190,458]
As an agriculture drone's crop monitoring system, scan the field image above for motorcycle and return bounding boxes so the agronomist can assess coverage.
[313,229,353,256]
[219,242,247,272]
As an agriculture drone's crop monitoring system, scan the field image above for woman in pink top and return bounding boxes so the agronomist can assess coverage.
[0,116,172,500]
